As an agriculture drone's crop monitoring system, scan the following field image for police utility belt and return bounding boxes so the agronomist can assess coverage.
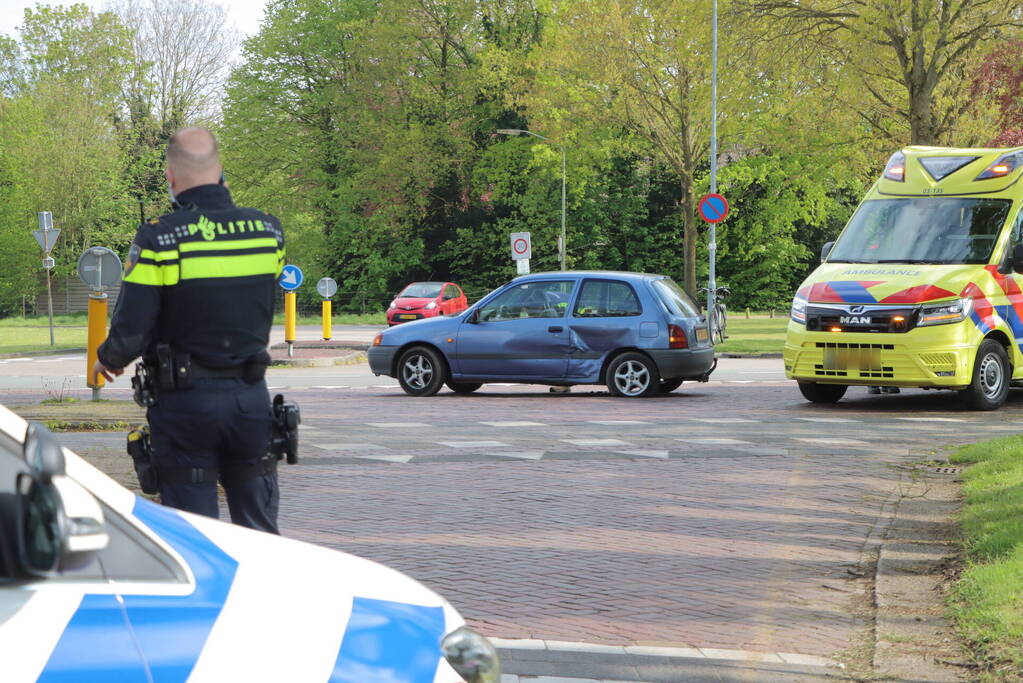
[131,344,268,406]
[127,345,299,494]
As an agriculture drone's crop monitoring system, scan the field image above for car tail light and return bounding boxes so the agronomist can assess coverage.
[668,324,688,349]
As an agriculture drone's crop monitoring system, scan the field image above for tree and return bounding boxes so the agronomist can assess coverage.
[972,41,1023,145]
[531,0,756,295]
[743,0,1022,145]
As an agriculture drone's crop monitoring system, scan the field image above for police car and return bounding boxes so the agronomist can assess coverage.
[0,403,497,682]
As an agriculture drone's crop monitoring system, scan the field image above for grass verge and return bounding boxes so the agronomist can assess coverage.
[43,420,131,432]
[714,316,788,354]
[0,325,88,355]
[272,312,386,326]
[948,435,1023,679]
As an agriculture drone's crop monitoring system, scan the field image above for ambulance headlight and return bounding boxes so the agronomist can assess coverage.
[790,297,807,324]
[918,298,972,327]
[883,151,906,182]
[441,626,500,683]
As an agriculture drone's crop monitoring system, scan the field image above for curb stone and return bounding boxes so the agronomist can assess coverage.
[0,347,87,359]
[269,351,367,368]
[873,469,970,681]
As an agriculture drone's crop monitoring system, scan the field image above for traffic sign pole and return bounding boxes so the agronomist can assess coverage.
[86,293,108,399]
[708,0,719,344]
[284,292,297,356]
[322,300,332,341]
[76,246,123,400]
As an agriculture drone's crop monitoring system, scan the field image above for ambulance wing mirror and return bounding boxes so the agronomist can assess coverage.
[821,241,835,263]
[1012,243,1023,274]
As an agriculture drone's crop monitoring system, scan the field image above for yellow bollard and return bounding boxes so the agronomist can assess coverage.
[86,292,108,399]
[322,299,332,340]
[284,291,296,357]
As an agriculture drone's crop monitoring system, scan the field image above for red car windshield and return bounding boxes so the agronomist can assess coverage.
[398,283,443,298]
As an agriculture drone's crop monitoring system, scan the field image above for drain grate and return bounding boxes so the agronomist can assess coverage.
[932,466,961,474]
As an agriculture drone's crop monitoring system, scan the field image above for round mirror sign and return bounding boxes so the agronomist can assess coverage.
[77,246,123,291]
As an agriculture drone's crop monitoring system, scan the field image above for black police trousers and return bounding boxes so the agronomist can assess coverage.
[148,377,279,534]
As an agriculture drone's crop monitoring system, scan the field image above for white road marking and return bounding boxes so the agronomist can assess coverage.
[615,449,669,459]
[437,440,511,448]
[310,385,348,389]
[694,417,757,423]
[487,451,545,460]
[368,422,430,428]
[796,417,859,423]
[676,438,753,445]
[896,417,964,422]
[588,420,652,425]
[355,454,413,463]
[298,425,318,430]
[726,380,755,384]
[561,438,633,446]
[479,421,547,427]
[794,437,871,446]
[0,358,32,363]
[311,442,387,451]
[372,384,400,388]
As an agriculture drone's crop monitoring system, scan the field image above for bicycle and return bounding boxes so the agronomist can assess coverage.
[699,286,729,343]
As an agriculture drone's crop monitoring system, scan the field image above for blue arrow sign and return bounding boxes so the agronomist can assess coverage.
[279,264,304,290]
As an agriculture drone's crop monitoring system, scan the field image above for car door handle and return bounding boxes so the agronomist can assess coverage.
[548,326,563,333]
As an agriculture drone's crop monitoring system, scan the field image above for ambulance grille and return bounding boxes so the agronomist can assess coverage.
[920,352,956,373]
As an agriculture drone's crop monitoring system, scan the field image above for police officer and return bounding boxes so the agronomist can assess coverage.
[94,128,284,534]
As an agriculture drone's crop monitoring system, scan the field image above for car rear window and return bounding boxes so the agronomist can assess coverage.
[652,279,701,317]
[574,280,642,317]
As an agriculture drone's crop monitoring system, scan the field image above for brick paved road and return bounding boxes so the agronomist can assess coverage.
[270,379,1021,660]
[18,361,1021,667]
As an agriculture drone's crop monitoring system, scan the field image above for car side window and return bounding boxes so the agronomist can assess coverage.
[443,285,458,300]
[1007,210,1023,258]
[478,281,574,321]
[574,280,642,317]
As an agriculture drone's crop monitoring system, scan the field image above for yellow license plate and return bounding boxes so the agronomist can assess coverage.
[696,327,708,342]
[399,314,416,320]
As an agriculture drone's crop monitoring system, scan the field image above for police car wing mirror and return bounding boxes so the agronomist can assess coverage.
[22,421,65,480]
[16,473,108,577]
[821,241,835,263]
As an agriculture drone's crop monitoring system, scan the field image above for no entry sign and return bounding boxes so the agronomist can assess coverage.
[698,194,729,224]
[510,232,531,260]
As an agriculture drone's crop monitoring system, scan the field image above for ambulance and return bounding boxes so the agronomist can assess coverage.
[785,146,1023,410]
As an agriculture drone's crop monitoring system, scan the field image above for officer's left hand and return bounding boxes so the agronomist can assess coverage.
[92,360,123,383]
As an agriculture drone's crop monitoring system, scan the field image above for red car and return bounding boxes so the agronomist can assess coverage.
[387,281,469,325]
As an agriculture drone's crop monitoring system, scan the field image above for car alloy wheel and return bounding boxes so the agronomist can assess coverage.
[606,352,660,397]
[397,346,446,396]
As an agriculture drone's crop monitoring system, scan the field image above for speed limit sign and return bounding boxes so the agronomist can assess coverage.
[510,232,531,260]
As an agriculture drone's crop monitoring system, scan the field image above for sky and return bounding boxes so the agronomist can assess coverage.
[0,0,266,40]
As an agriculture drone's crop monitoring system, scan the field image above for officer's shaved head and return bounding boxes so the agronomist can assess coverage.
[166,127,222,193]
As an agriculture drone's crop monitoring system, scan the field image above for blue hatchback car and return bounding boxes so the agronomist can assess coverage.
[368,271,716,397]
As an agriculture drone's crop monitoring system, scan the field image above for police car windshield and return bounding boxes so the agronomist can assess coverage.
[829,198,1011,265]
[398,283,442,298]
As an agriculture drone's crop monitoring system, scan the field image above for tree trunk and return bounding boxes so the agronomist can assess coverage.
[680,178,697,297]
[908,75,937,144]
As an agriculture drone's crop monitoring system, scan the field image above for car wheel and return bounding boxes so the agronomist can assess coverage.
[959,339,1010,410]
[658,378,684,393]
[446,381,482,394]
[397,346,447,396]
[797,381,848,404]
[606,352,660,397]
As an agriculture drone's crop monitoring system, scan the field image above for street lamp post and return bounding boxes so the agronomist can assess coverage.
[497,129,567,271]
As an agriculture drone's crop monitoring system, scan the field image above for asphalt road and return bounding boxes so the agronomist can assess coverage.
[3,341,1004,681]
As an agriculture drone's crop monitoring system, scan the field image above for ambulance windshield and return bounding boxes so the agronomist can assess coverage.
[829,198,1011,265]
